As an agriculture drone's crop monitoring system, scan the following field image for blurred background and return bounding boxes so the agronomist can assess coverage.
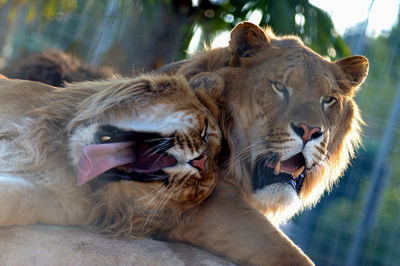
[0,0,399,265]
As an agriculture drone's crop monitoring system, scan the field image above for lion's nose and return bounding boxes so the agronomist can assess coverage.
[290,123,322,143]
[189,153,208,174]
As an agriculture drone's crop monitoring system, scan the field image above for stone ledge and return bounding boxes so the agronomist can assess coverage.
[0,224,235,265]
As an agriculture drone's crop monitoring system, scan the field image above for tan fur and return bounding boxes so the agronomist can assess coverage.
[0,74,221,237]
[176,22,369,224]
[0,224,235,265]
[0,68,317,266]
[141,22,368,265]
[0,22,368,265]
[165,177,314,265]
[0,71,314,265]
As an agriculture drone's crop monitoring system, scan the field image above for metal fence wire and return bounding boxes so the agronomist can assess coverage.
[1,1,400,265]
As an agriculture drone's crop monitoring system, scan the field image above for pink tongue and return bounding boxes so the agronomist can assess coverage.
[76,141,135,186]
[281,158,300,172]
[266,154,302,172]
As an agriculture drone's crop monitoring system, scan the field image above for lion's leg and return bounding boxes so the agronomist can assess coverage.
[0,174,43,226]
[0,174,90,226]
[162,179,314,266]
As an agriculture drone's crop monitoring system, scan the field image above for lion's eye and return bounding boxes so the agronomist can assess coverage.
[201,120,208,142]
[322,96,337,107]
[271,81,289,99]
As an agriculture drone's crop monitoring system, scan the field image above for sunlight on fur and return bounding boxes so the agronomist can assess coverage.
[254,183,302,225]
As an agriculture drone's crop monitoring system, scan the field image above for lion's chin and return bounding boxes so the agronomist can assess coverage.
[252,183,302,225]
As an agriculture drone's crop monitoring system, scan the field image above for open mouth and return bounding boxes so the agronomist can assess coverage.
[252,153,306,193]
[76,125,177,186]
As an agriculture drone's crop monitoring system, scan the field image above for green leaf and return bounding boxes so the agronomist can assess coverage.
[43,0,58,20]
[26,3,36,23]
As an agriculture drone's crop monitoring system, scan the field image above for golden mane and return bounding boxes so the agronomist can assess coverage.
[176,22,368,221]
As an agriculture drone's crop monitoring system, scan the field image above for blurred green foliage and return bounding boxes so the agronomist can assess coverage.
[1,0,350,60]
[188,0,350,58]
[3,0,77,22]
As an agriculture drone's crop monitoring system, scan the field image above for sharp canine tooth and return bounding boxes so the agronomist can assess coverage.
[274,161,281,175]
[292,166,305,178]
[101,136,111,142]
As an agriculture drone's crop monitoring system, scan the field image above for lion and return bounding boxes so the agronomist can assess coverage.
[0,72,315,266]
[0,73,222,234]
[166,22,369,224]
[154,22,369,263]
[0,49,115,87]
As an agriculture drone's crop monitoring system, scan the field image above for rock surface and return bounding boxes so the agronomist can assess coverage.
[0,224,235,265]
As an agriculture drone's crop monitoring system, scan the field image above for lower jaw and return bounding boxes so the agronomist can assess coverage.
[252,183,302,224]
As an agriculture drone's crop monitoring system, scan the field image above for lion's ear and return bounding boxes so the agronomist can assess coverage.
[229,22,270,65]
[335,56,369,89]
[189,72,225,120]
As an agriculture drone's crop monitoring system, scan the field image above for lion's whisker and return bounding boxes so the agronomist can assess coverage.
[144,186,175,228]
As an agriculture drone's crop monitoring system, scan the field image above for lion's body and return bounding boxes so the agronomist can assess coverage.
[0,78,93,226]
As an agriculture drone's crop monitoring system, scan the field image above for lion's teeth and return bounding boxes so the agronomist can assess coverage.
[274,161,281,175]
[292,166,305,179]
[101,136,111,142]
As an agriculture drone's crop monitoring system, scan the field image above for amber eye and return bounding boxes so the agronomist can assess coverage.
[201,120,208,142]
[270,81,289,99]
[322,96,337,107]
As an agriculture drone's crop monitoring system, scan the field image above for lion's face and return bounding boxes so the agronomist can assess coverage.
[67,75,221,235]
[186,23,368,224]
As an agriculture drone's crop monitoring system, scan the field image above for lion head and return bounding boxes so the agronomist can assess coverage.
[0,73,222,235]
[178,22,369,224]
[64,74,222,235]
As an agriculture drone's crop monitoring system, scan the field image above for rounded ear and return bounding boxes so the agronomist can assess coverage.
[150,60,189,75]
[189,72,225,120]
[229,22,270,65]
[335,56,369,88]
